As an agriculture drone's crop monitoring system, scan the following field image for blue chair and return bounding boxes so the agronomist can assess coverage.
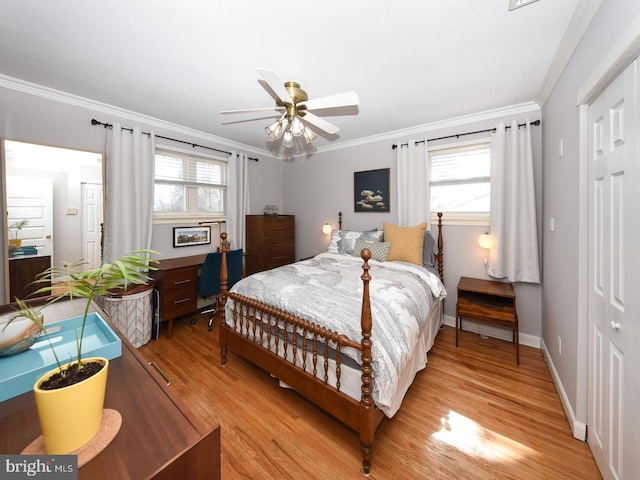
[192,248,244,331]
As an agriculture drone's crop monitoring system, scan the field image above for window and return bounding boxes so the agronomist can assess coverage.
[154,148,227,222]
[429,141,490,223]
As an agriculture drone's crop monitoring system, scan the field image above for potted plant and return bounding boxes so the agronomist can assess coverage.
[8,249,158,454]
[8,218,29,248]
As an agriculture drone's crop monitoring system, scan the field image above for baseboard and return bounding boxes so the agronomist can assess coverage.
[442,314,540,348]
[540,339,587,441]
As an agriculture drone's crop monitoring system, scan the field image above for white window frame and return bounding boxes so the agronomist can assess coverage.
[153,145,228,224]
[428,137,491,226]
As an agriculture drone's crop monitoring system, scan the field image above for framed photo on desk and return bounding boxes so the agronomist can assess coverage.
[173,226,211,247]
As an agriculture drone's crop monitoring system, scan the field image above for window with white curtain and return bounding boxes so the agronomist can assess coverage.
[429,140,491,223]
[153,147,227,223]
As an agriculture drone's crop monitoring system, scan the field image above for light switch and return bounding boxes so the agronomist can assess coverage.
[550,216,555,232]
[66,207,78,215]
[558,139,563,158]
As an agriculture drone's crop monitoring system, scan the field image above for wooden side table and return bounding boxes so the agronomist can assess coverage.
[456,276,519,364]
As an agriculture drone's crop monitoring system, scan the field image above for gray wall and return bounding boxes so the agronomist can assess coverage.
[541,1,640,432]
[283,110,543,343]
[0,87,284,302]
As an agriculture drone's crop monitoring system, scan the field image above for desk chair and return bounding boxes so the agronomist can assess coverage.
[192,248,244,331]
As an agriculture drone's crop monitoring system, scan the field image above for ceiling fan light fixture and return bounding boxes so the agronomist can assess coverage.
[302,127,317,144]
[283,130,294,148]
[265,115,288,140]
[291,116,305,137]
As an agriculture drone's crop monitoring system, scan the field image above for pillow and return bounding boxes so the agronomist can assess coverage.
[352,240,390,262]
[423,231,436,268]
[383,222,427,266]
[327,230,384,255]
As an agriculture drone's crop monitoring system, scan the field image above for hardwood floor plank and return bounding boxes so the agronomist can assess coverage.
[138,317,601,479]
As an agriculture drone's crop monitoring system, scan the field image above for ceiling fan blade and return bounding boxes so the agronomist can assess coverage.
[220,106,285,115]
[299,91,359,111]
[301,111,340,135]
[257,69,293,104]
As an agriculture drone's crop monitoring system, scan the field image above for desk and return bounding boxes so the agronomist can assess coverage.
[0,301,221,479]
[150,254,207,339]
[456,276,519,364]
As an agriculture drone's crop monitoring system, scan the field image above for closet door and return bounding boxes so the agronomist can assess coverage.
[587,59,640,480]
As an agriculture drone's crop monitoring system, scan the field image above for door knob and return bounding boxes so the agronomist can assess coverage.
[610,321,621,330]
[46,235,52,239]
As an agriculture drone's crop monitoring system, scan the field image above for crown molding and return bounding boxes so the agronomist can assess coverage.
[536,0,603,107]
[309,101,541,156]
[1,73,540,162]
[0,74,276,160]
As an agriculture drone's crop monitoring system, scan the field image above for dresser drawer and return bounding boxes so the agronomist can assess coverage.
[160,267,198,318]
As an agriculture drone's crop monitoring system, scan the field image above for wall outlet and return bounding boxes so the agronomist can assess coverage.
[557,336,562,355]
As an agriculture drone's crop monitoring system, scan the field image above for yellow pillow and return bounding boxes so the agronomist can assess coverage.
[383,222,427,265]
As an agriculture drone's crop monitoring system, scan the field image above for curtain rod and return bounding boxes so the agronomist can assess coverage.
[91,119,258,162]
[391,119,540,149]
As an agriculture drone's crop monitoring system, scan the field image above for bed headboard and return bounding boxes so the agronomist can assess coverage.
[336,211,444,282]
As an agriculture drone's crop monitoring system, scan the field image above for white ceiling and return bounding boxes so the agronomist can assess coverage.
[0,1,585,157]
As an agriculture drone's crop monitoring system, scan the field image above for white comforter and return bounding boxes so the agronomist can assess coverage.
[226,252,447,415]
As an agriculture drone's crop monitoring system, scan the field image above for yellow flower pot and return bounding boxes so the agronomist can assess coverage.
[33,357,109,454]
[8,239,22,249]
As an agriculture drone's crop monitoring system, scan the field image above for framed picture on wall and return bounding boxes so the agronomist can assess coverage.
[354,168,390,212]
[173,226,211,247]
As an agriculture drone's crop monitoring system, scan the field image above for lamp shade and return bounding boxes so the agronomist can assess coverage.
[322,223,332,235]
[478,233,493,249]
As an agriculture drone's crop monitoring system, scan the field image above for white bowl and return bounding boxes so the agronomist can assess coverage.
[0,317,42,357]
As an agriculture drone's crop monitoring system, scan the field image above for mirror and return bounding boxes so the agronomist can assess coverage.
[2,140,103,304]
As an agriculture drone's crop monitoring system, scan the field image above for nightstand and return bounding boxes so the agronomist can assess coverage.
[456,276,519,364]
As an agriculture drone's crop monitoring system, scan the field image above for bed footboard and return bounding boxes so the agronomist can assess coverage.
[218,234,383,474]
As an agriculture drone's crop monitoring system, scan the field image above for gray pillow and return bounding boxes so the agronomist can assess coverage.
[327,230,385,255]
[422,231,436,268]
[352,240,391,262]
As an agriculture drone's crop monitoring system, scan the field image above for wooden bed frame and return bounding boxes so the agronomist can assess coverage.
[219,213,444,475]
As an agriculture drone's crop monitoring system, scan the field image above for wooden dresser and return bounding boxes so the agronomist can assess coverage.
[9,255,51,299]
[245,214,295,275]
[0,301,221,479]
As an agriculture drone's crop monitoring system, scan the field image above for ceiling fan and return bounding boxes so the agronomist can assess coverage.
[220,69,359,148]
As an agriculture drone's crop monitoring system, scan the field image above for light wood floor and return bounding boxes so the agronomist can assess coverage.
[138,316,601,479]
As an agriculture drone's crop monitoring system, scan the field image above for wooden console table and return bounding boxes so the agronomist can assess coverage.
[0,301,221,479]
[150,254,207,339]
[456,276,519,364]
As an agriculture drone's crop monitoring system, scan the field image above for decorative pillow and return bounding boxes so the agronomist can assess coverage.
[383,222,427,266]
[352,240,390,262]
[327,230,384,255]
[423,231,436,268]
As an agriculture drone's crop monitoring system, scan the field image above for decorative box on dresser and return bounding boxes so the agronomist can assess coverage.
[245,214,295,275]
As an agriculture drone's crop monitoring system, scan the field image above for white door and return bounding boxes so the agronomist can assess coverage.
[6,175,54,258]
[588,59,640,480]
[81,183,103,271]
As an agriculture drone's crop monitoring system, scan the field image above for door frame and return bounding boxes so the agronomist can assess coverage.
[574,17,640,442]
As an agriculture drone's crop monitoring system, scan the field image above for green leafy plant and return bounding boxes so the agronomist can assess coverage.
[9,250,158,380]
[8,219,29,240]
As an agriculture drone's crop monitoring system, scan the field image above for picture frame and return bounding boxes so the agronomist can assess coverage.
[354,168,390,212]
[173,226,211,247]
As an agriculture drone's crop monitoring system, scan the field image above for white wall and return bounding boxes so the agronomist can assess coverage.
[541,1,640,434]
[283,109,543,340]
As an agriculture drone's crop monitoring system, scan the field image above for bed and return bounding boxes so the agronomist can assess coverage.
[218,213,446,474]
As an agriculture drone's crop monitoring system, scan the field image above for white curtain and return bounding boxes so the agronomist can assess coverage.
[103,123,155,264]
[488,120,540,283]
[226,151,250,251]
[396,138,429,226]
